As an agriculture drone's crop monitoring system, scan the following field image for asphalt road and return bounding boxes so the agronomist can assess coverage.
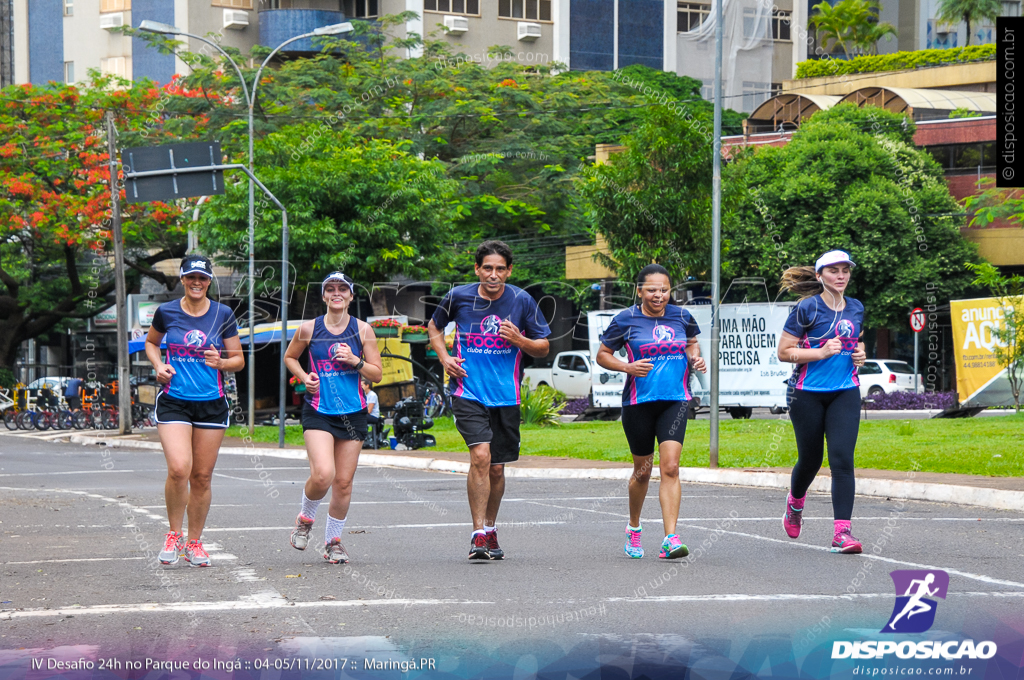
[1,432,1022,678]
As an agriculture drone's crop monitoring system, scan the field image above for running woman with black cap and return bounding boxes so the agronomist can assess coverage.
[427,240,551,560]
[777,250,867,554]
[284,272,382,564]
[596,264,706,560]
[147,255,244,567]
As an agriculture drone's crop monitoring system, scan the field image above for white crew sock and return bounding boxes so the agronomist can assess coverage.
[483,525,495,533]
[300,492,322,521]
[325,514,347,544]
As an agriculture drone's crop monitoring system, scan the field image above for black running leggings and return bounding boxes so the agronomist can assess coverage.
[788,387,861,521]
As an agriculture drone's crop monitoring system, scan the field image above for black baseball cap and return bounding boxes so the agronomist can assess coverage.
[180,255,214,278]
[322,271,356,294]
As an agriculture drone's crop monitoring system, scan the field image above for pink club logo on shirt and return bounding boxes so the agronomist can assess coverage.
[480,315,502,335]
[652,324,676,343]
[184,330,208,348]
[836,319,855,338]
[329,342,347,359]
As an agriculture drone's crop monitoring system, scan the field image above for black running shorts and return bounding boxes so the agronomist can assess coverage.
[301,403,367,441]
[620,400,689,457]
[155,392,230,429]
[451,396,521,464]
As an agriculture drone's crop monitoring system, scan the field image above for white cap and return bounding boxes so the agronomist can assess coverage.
[815,250,855,272]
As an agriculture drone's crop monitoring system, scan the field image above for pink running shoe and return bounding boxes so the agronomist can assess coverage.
[783,500,803,539]
[624,525,643,559]
[831,529,863,554]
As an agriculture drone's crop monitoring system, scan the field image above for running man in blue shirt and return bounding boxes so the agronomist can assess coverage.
[146,255,244,568]
[597,264,706,560]
[427,240,551,560]
[777,250,867,554]
[284,272,383,564]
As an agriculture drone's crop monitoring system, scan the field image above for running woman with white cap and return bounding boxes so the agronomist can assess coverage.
[148,255,244,567]
[596,264,706,560]
[777,250,867,554]
[284,272,383,564]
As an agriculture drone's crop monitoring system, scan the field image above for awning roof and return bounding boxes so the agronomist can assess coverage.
[838,87,996,113]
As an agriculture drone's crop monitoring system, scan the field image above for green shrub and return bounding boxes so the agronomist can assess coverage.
[0,367,15,390]
[795,44,995,79]
[520,378,567,427]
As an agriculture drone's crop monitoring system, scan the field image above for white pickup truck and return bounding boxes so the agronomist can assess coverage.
[521,350,593,399]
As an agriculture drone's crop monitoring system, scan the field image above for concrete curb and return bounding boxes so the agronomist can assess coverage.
[67,434,1024,513]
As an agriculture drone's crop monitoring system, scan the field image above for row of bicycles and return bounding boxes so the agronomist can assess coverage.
[0,382,156,431]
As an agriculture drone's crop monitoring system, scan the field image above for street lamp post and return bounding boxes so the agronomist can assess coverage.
[139,20,352,445]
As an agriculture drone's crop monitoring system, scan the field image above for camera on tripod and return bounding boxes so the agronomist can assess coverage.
[392,396,436,450]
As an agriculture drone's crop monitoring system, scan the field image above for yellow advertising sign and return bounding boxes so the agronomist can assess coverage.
[949,297,1017,406]
[377,336,413,385]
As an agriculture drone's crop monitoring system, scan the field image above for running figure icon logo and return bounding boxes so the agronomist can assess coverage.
[652,324,676,343]
[480,315,502,335]
[881,570,949,633]
[836,319,855,338]
[329,342,347,360]
[183,330,208,348]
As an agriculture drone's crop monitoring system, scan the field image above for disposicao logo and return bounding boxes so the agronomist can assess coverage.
[831,570,997,661]
[883,570,948,634]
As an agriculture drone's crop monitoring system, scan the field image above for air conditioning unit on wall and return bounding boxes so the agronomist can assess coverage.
[517,22,541,41]
[223,9,249,30]
[443,15,469,34]
[99,13,125,30]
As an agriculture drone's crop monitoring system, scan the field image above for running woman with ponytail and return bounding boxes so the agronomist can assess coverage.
[148,255,244,568]
[284,272,383,564]
[777,250,867,554]
[596,264,706,560]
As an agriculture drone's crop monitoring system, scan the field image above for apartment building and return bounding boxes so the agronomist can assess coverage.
[12,0,561,87]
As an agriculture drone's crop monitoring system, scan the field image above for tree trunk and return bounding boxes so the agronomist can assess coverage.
[964,15,972,46]
[369,287,393,317]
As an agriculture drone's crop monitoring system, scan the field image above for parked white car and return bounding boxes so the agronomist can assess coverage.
[858,360,924,398]
[522,351,593,399]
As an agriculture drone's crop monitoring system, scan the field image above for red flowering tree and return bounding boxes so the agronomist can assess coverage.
[0,73,211,371]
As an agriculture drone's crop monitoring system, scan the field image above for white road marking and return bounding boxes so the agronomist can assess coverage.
[606,591,1024,603]
[231,568,265,583]
[1,486,165,522]
[3,557,147,565]
[525,499,1024,590]
[0,593,494,619]
[0,470,139,477]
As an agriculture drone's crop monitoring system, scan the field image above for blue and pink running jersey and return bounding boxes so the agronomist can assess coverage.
[601,305,701,406]
[305,315,367,416]
[783,295,865,392]
[431,283,551,407]
[151,300,239,401]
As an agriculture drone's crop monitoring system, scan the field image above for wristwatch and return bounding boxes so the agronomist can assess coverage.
[354,359,365,371]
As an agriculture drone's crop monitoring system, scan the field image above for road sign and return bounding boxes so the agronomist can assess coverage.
[122,142,224,203]
[910,308,926,333]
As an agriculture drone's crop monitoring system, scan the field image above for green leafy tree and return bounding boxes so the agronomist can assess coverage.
[196,125,461,315]
[576,105,715,284]
[811,0,896,57]
[936,0,1001,45]
[724,104,980,329]
[0,74,209,371]
[967,262,1024,411]
[139,16,726,291]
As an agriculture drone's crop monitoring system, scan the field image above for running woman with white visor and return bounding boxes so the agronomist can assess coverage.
[778,250,867,554]
[284,272,383,564]
[596,264,706,560]
[148,255,244,567]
